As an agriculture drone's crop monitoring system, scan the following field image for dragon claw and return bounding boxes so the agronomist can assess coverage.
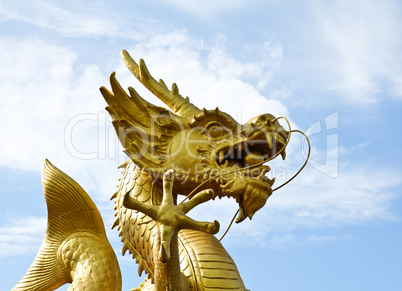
[207,220,220,234]
[124,169,220,263]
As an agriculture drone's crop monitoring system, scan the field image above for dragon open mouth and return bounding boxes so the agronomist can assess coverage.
[213,130,288,223]
[215,128,287,167]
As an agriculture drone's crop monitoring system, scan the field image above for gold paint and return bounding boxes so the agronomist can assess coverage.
[101,50,291,290]
[12,160,121,290]
[14,50,309,290]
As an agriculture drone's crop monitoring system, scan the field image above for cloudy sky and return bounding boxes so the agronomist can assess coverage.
[1,0,401,290]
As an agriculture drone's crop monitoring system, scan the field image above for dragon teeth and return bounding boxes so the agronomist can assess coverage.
[266,133,273,150]
[281,150,286,160]
[219,151,225,163]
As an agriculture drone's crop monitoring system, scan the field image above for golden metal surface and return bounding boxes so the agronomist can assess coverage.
[13,160,122,291]
[102,50,291,290]
[14,50,309,290]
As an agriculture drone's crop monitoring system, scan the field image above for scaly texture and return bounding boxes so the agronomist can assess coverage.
[13,159,122,291]
[112,162,157,279]
[113,161,247,290]
[61,234,121,290]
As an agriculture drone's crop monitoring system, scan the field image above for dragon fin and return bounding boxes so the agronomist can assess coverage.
[13,159,122,290]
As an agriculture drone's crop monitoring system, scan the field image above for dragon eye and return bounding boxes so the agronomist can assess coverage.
[206,123,230,138]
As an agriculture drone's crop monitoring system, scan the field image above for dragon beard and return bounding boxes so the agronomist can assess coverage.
[219,169,274,223]
[193,155,274,223]
[194,143,276,223]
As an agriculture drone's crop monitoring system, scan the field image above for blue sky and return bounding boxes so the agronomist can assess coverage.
[0,0,401,290]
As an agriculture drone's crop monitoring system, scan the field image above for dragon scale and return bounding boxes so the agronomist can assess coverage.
[113,161,247,290]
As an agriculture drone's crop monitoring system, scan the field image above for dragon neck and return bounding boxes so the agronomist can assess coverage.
[114,162,187,288]
[115,161,247,290]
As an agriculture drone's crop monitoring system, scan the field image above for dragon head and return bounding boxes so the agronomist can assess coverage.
[100,50,289,223]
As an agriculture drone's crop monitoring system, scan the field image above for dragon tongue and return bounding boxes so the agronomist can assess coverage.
[244,151,265,166]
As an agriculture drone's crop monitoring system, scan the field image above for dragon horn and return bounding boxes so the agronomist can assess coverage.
[121,50,201,119]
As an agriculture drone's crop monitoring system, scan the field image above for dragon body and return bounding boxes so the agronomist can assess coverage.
[13,50,293,290]
[113,161,247,290]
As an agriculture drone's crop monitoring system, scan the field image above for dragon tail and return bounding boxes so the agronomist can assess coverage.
[13,159,122,291]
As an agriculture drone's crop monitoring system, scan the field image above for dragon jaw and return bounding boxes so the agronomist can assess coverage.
[163,111,288,223]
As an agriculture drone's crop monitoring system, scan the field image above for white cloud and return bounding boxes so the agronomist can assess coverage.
[0,29,287,199]
[1,6,401,255]
[0,217,46,258]
[153,0,251,18]
[312,0,402,103]
[220,163,400,247]
[2,29,400,250]
[205,35,283,91]
[0,36,123,200]
[0,0,146,39]
[117,31,287,121]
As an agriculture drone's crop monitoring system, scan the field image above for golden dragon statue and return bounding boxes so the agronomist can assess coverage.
[13,50,308,290]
